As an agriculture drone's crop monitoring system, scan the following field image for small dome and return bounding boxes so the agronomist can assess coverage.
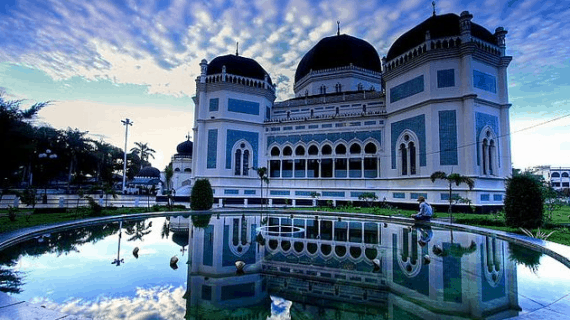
[295,34,382,83]
[207,54,272,85]
[137,166,160,178]
[386,13,496,61]
[176,139,193,156]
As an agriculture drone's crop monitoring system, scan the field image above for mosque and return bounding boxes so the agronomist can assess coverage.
[170,9,512,212]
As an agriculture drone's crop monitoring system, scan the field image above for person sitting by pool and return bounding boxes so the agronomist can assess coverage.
[411,196,432,221]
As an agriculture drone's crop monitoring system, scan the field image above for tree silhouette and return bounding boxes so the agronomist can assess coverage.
[130,142,156,171]
[255,167,269,209]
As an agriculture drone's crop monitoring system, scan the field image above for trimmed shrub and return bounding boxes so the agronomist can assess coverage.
[504,173,543,228]
[190,179,213,210]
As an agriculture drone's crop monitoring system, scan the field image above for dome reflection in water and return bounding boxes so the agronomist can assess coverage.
[1,213,570,319]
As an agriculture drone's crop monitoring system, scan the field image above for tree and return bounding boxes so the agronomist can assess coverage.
[430,171,474,221]
[255,167,269,209]
[62,128,91,193]
[191,179,213,210]
[504,173,544,228]
[358,192,378,207]
[0,95,49,185]
[164,163,174,209]
[130,142,156,171]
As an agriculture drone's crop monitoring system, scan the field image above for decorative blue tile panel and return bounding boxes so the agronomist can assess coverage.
[221,283,256,301]
[322,124,333,128]
[350,122,361,127]
[475,112,500,166]
[295,191,314,196]
[410,193,427,200]
[308,125,319,129]
[283,126,293,131]
[437,69,455,88]
[364,121,376,125]
[441,193,460,200]
[301,108,309,111]
[270,190,290,196]
[325,106,335,109]
[224,189,239,195]
[295,126,305,130]
[274,110,286,114]
[225,129,258,169]
[291,109,299,112]
[228,98,259,115]
[222,225,256,267]
[203,225,214,266]
[209,98,219,111]
[335,123,345,127]
[351,192,376,198]
[493,194,503,201]
[393,192,405,199]
[266,106,271,120]
[244,190,256,195]
[266,130,382,148]
[271,127,280,131]
[439,110,458,166]
[207,129,218,169]
[480,194,490,201]
[473,70,496,93]
[390,115,426,168]
[323,191,345,197]
[390,75,424,103]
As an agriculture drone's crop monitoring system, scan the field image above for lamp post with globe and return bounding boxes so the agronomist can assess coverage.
[38,149,57,204]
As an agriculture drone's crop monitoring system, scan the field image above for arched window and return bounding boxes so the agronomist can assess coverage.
[552,172,560,178]
[335,144,346,155]
[364,143,377,154]
[322,145,332,155]
[320,85,327,94]
[350,143,361,154]
[174,168,181,172]
[295,146,305,156]
[398,133,419,176]
[233,142,252,176]
[562,172,569,178]
[357,83,364,91]
[184,168,191,172]
[271,146,280,156]
[283,146,292,156]
[480,129,498,176]
[335,83,342,93]
[308,145,318,155]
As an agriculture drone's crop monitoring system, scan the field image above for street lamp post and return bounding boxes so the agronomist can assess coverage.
[121,118,133,194]
[38,149,57,204]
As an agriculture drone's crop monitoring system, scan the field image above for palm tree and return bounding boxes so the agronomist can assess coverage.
[62,128,91,193]
[164,163,174,210]
[255,167,268,209]
[430,171,475,223]
[130,142,156,171]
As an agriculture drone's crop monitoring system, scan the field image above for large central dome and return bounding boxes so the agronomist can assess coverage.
[207,54,272,85]
[294,34,382,83]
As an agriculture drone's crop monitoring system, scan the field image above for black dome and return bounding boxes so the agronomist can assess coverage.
[176,139,193,156]
[294,34,381,83]
[207,54,272,85]
[386,13,497,61]
[137,166,160,178]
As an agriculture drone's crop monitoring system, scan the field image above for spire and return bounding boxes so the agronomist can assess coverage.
[432,1,436,16]
[236,42,239,56]
[186,132,192,141]
[337,21,340,36]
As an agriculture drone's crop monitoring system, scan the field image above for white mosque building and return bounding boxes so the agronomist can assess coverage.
[188,10,512,212]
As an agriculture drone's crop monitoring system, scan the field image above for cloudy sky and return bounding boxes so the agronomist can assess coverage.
[1,0,569,171]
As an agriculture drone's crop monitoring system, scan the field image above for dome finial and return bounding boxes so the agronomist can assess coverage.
[186,132,191,141]
[236,42,239,56]
[337,21,340,36]
[432,1,436,16]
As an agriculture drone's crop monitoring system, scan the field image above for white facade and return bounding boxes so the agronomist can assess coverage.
[527,165,570,190]
[191,11,512,211]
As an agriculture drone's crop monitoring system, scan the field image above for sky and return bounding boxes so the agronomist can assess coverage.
[0,0,569,172]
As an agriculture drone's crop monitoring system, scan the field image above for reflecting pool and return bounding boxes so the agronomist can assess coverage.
[1,212,570,319]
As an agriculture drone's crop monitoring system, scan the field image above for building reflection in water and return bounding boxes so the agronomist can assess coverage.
[170,213,520,319]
